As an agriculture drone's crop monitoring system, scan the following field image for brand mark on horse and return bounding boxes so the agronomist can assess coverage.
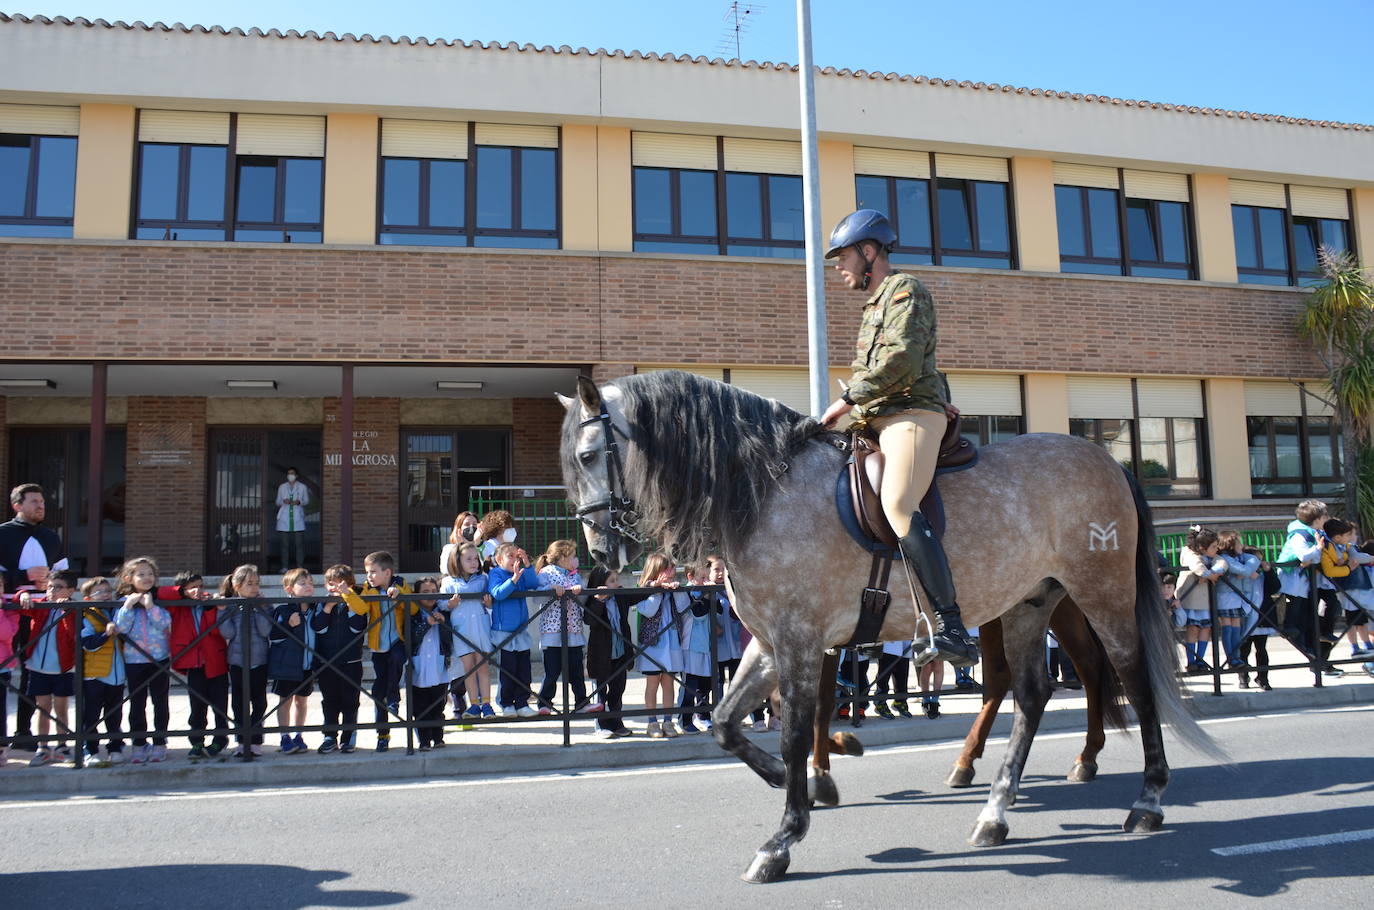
[1088,520,1119,551]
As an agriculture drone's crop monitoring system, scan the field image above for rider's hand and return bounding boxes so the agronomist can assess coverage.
[819,397,852,429]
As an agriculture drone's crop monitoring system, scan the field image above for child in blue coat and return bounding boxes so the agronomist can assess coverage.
[488,542,543,718]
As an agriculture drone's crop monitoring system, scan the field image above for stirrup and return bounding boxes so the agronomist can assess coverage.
[911,612,939,668]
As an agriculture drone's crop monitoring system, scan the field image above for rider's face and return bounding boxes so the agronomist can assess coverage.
[833,245,869,290]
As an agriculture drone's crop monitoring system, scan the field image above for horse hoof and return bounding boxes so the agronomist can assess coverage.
[969,820,1009,847]
[946,766,975,788]
[1123,808,1164,833]
[833,731,864,757]
[741,850,791,884]
[1068,760,1098,783]
[809,772,841,807]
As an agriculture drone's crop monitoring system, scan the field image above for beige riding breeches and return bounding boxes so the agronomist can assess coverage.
[869,409,946,539]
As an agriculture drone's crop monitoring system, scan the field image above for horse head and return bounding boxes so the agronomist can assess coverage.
[558,375,644,571]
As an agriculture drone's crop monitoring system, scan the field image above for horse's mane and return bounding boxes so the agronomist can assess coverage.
[611,370,831,564]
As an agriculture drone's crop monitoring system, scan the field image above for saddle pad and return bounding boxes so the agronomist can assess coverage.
[835,452,972,552]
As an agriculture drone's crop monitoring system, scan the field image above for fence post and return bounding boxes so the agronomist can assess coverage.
[561,594,571,748]
[238,601,253,761]
[707,589,721,719]
[71,603,85,768]
[1309,567,1323,688]
[404,595,416,756]
[1207,579,1222,696]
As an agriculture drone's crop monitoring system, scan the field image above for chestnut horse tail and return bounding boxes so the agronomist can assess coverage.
[1087,622,1129,733]
[1127,469,1230,762]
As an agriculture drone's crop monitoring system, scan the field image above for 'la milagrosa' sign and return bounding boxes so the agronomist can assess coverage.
[324,429,398,467]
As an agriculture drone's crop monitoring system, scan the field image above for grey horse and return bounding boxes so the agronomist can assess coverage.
[559,370,1224,884]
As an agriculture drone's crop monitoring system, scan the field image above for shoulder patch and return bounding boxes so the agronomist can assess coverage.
[892,290,911,302]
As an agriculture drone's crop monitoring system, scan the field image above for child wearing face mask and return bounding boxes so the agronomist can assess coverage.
[534,540,593,715]
[476,510,520,569]
[439,511,480,579]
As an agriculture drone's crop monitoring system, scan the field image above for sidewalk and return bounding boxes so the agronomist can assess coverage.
[3,640,1371,797]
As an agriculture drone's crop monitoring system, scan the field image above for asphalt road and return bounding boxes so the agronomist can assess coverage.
[4,704,1371,909]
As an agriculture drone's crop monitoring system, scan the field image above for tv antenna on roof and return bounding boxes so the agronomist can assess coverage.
[718,2,765,60]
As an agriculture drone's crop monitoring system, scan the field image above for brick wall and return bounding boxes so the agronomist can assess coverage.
[322,397,400,567]
[0,241,1324,378]
[124,396,205,572]
[511,397,566,485]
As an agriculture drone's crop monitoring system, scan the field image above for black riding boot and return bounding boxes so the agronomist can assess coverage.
[900,512,980,668]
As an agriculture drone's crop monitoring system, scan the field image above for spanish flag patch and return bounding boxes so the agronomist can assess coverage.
[892,290,911,302]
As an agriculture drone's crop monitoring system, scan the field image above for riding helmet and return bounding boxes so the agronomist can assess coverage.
[824,209,897,259]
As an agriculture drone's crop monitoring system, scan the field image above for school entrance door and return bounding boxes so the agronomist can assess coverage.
[206,429,322,575]
[400,428,510,574]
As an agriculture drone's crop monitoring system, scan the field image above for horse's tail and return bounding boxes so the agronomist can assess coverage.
[1126,469,1230,762]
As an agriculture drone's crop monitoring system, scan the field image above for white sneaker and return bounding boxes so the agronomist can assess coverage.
[501,705,518,717]
[130,744,150,765]
[149,745,167,763]
[516,705,538,718]
[250,744,263,756]
[646,722,665,739]
[107,750,128,765]
[592,727,615,739]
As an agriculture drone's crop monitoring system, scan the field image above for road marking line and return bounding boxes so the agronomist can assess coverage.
[4,703,1368,810]
[1213,828,1374,856]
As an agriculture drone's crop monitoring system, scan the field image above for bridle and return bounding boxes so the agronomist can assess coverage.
[573,399,647,551]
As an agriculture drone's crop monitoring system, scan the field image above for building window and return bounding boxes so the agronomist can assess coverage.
[134,143,229,240]
[379,157,467,246]
[1292,216,1351,286]
[0,133,77,238]
[1056,184,1122,274]
[855,174,933,265]
[233,156,323,243]
[632,166,718,254]
[1068,378,1208,499]
[473,145,559,249]
[959,415,1023,447]
[1125,198,1194,279]
[1232,204,1290,286]
[937,178,1011,268]
[1246,382,1342,497]
[725,172,804,258]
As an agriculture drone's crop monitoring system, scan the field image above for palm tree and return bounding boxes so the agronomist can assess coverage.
[1296,246,1374,526]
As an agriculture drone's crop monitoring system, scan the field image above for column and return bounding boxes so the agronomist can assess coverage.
[323,114,378,245]
[1191,173,1238,283]
[72,104,136,239]
[561,124,599,251]
[595,126,632,252]
[1023,372,1069,434]
[1010,156,1059,273]
[1204,378,1251,500]
[818,139,855,240]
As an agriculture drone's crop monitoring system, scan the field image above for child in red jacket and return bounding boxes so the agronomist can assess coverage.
[19,569,80,766]
[163,571,230,759]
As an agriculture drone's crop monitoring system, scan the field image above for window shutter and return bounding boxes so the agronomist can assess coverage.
[934,154,1008,182]
[722,138,802,175]
[1123,170,1190,203]
[1052,162,1117,189]
[946,373,1021,416]
[1289,185,1349,219]
[0,103,80,136]
[729,368,811,414]
[138,110,230,145]
[1229,179,1285,208]
[381,119,468,160]
[1136,378,1204,418]
[631,132,717,171]
[1243,381,1301,417]
[474,123,558,148]
[1304,383,1335,417]
[1067,377,1133,419]
[236,114,325,157]
[854,147,930,180]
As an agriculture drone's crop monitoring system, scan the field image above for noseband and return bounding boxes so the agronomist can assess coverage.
[574,401,646,550]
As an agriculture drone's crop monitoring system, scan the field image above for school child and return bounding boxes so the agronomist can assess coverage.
[443,542,494,723]
[1342,541,1374,657]
[1216,530,1262,672]
[112,558,172,764]
[269,568,319,755]
[78,578,126,765]
[337,551,413,752]
[873,640,914,717]
[677,564,714,734]
[1317,518,1356,674]
[488,542,541,718]
[314,565,369,753]
[584,567,632,738]
[919,657,945,718]
[476,510,519,568]
[0,578,17,766]
[836,649,870,723]
[1238,547,1278,690]
[635,553,686,739]
[218,564,272,756]
[19,570,80,765]
[1276,499,1327,658]
[535,540,591,715]
[407,576,453,750]
[1177,526,1226,672]
[165,571,230,759]
[705,556,744,685]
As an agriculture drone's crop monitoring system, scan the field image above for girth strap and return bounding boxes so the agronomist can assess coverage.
[843,548,895,648]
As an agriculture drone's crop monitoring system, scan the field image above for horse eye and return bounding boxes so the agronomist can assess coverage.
[578,450,596,466]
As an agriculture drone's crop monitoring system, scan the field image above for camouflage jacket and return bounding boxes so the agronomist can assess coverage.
[847,272,946,420]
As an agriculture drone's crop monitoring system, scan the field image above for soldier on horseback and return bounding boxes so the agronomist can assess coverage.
[818,209,979,667]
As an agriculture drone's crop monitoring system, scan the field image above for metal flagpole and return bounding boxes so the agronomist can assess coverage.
[795,0,829,416]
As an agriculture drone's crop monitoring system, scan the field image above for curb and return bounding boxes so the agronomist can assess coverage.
[5,682,1370,798]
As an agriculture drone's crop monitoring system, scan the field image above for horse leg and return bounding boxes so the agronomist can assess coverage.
[970,600,1055,847]
[1112,645,1169,832]
[742,643,820,884]
[809,650,849,807]
[1054,603,1105,783]
[948,618,1008,788]
[712,638,785,789]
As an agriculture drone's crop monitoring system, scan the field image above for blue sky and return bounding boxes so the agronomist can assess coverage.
[13,1,1374,124]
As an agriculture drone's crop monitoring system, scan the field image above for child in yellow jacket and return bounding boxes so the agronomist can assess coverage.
[337,551,414,751]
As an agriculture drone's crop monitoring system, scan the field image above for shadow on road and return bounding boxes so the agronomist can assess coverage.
[2,864,408,910]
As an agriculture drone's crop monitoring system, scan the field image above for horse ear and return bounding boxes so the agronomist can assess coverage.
[576,375,602,413]
[555,392,574,412]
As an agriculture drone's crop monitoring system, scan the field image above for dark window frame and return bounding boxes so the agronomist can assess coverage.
[131,139,231,241]
[1232,202,1291,285]
[1124,196,1196,279]
[722,169,805,258]
[855,172,933,264]
[1246,385,1343,497]
[232,153,324,243]
[0,132,78,236]
[1068,379,1210,499]
[1292,213,1352,286]
[934,171,1014,268]
[1233,187,1355,287]
[377,156,469,245]
[958,414,1025,447]
[1056,182,1124,274]
[630,165,720,252]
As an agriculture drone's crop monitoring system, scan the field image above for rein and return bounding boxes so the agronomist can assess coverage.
[573,401,648,551]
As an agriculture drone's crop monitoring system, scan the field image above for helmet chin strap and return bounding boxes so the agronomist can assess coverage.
[859,247,875,291]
